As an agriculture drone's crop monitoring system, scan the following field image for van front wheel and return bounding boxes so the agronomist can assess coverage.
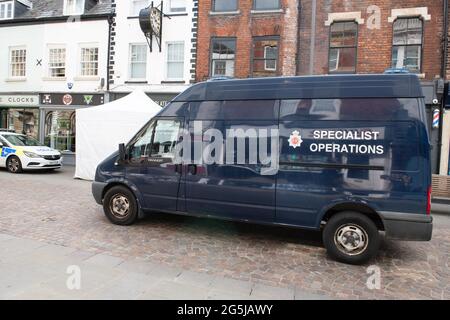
[323,212,380,265]
[103,186,138,226]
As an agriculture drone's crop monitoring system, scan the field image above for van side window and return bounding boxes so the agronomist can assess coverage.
[149,120,181,158]
[128,119,181,164]
[280,99,420,121]
[128,122,155,164]
[223,100,279,120]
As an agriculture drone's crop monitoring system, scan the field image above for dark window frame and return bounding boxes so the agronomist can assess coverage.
[209,37,237,78]
[212,0,238,12]
[251,35,280,77]
[391,16,424,73]
[328,20,358,74]
[252,0,281,10]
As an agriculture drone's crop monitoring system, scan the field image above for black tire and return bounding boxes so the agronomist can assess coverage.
[7,156,23,174]
[322,211,380,265]
[103,186,138,226]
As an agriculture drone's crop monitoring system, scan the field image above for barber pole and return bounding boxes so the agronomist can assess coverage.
[432,109,440,129]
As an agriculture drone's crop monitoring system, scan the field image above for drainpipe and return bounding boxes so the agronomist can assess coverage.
[437,0,449,173]
[295,1,302,75]
[106,14,114,93]
[442,0,448,79]
[309,0,317,75]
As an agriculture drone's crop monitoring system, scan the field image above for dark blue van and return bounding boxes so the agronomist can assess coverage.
[92,74,433,264]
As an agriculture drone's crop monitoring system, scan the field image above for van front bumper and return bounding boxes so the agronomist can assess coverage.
[92,181,108,205]
[379,211,433,241]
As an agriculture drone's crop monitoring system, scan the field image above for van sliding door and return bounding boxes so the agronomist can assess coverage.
[184,100,279,222]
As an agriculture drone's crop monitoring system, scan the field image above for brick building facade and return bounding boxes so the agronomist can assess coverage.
[298,0,444,80]
[196,0,301,81]
[196,0,445,81]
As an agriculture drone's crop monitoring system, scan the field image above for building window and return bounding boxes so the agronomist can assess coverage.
[392,18,423,73]
[64,0,85,16]
[169,0,186,13]
[0,1,13,20]
[80,47,99,77]
[210,38,236,77]
[252,37,279,77]
[48,47,66,78]
[129,44,147,80]
[166,42,185,80]
[10,48,26,78]
[253,0,280,10]
[329,21,358,73]
[212,0,238,12]
[131,0,149,16]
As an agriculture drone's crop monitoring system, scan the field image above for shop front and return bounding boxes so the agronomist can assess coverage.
[0,94,40,139]
[38,93,105,165]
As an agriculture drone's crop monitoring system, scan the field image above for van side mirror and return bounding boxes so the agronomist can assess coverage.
[118,143,126,162]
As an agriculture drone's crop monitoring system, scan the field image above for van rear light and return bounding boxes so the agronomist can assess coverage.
[426,186,432,215]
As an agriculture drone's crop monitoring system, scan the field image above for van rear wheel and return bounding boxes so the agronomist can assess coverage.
[103,186,138,226]
[323,211,380,265]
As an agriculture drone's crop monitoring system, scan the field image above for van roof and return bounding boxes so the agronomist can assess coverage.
[173,74,424,102]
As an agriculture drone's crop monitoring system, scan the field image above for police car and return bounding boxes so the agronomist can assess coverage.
[0,130,62,173]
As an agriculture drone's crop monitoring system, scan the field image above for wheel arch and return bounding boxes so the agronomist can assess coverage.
[319,202,385,231]
[5,153,20,162]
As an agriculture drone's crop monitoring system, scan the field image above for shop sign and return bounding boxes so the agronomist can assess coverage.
[40,93,104,106]
[0,95,39,107]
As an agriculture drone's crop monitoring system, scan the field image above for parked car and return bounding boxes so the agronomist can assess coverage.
[0,131,62,173]
[92,74,433,265]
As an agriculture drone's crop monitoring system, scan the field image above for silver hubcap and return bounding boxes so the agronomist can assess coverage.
[110,194,130,218]
[8,158,19,172]
[334,224,369,256]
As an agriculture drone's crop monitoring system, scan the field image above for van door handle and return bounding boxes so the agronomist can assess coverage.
[188,164,197,175]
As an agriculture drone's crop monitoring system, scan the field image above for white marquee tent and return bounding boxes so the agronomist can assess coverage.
[75,90,162,180]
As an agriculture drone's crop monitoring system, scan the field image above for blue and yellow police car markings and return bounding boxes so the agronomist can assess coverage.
[1,147,16,158]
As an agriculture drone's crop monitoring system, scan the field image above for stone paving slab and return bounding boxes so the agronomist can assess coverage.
[250,284,295,300]
[0,232,327,300]
[0,167,449,299]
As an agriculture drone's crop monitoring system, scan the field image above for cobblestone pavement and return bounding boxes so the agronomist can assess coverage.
[0,167,449,300]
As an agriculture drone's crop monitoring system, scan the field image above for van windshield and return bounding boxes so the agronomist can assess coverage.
[2,134,43,147]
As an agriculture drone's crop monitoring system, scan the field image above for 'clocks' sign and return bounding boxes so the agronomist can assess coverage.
[0,95,39,107]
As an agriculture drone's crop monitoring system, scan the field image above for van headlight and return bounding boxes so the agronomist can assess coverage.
[23,151,41,158]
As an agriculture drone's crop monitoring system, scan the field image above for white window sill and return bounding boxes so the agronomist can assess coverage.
[74,76,100,81]
[63,11,84,16]
[209,10,240,16]
[5,77,27,82]
[250,9,284,14]
[167,11,187,15]
[125,79,148,83]
[42,77,67,81]
[417,73,426,79]
[162,79,186,83]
